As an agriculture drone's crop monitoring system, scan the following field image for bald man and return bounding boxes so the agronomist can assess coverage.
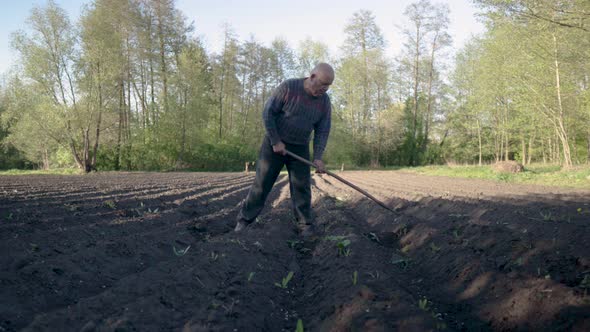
[235,63,335,237]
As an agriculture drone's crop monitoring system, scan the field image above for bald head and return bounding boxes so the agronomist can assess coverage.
[306,62,334,97]
[311,63,335,78]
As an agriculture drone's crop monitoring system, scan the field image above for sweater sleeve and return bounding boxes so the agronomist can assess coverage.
[263,81,288,145]
[313,97,332,160]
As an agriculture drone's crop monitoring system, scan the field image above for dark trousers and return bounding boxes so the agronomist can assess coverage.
[238,136,312,224]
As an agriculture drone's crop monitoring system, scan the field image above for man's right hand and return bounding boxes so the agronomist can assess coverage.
[272,141,286,155]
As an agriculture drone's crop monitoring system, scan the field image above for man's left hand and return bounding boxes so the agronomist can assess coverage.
[313,159,326,173]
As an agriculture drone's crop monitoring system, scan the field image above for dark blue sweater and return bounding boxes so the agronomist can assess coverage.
[263,78,332,160]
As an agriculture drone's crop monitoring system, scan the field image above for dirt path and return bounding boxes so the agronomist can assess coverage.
[1,171,589,331]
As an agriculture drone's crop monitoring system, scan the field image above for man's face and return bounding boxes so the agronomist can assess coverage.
[309,72,334,96]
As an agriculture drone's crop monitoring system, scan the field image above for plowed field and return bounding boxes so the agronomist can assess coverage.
[1,171,589,331]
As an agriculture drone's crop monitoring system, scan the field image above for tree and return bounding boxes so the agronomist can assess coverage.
[11,0,102,172]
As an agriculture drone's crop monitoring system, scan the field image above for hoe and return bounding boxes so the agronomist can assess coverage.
[285,150,395,213]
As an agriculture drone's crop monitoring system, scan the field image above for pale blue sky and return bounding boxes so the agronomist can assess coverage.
[0,0,485,75]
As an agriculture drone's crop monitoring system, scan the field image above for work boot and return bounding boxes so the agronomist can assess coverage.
[234,218,253,232]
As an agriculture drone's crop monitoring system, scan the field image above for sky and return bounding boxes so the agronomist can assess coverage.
[0,0,486,76]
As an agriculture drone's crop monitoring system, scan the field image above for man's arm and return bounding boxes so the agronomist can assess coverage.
[313,100,332,172]
[263,82,288,150]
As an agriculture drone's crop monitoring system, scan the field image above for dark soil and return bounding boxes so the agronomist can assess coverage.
[1,171,589,331]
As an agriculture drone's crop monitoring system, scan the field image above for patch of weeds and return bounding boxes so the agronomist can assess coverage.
[103,200,117,209]
[275,271,294,289]
[296,319,304,332]
[352,271,358,285]
[173,244,191,256]
[5,212,13,220]
[247,272,255,283]
[496,173,512,182]
[336,239,352,257]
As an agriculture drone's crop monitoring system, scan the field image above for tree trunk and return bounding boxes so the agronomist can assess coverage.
[477,119,482,166]
[552,32,572,167]
[521,136,526,165]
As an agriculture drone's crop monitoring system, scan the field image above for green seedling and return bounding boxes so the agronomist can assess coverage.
[103,200,116,209]
[147,207,159,214]
[5,213,13,220]
[430,243,441,253]
[397,225,408,237]
[173,244,191,256]
[418,297,430,311]
[365,232,381,244]
[247,272,255,282]
[580,275,590,296]
[391,253,412,270]
[401,245,411,253]
[275,271,294,289]
[337,239,351,256]
[352,271,358,285]
[209,252,219,261]
[324,235,348,241]
[449,213,468,218]
[540,211,555,222]
[208,301,221,310]
[296,319,304,332]
[29,243,40,252]
[287,240,302,248]
[64,203,79,212]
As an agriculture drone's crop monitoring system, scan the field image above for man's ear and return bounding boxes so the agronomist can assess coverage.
[309,73,316,80]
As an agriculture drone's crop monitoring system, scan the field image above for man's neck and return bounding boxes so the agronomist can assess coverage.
[302,77,314,96]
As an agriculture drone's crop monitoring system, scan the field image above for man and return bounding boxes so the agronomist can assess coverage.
[234,63,335,236]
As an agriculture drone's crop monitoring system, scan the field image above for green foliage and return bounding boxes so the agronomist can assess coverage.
[336,239,352,257]
[295,319,304,332]
[4,0,589,171]
[173,245,191,257]
[407,164,590,188]
[275,271,294,289]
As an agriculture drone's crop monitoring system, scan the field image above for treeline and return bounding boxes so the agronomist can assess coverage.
[0,0,588,172]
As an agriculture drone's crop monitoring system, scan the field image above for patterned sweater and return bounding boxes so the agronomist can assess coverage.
[263,78,332,160]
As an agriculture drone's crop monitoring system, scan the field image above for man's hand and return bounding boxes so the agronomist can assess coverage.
[313,159,326,173]
[272,141,286,155]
